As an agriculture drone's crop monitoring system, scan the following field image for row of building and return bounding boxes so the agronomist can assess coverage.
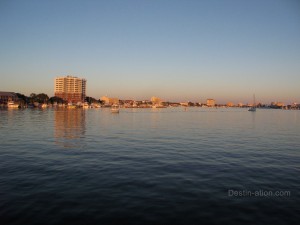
[55,76,283,108]
[0,75,298,109]
[54,76,219,106]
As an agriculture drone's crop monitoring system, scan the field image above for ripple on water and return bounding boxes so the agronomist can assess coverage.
[0,108,299,224]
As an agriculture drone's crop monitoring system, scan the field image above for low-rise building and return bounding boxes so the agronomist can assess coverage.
[226,102,234,107]
[180,102,189,107]
[207,99,216,107]
[100,96,119,105]
[0,91,18,103]
[270,102,285,108]
[151,96,162,104]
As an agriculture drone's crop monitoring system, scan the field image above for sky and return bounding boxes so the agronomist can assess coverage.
[0,0,299,104]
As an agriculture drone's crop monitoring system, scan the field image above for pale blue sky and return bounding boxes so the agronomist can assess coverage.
[0,0,299,103]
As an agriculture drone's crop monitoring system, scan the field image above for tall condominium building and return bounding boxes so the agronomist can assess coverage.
[54,76,87,103]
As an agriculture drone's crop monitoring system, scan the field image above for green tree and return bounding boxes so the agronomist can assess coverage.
[49,96,65,104]
[36,93,49,103]
[16,93,30,104]
[85,96,98,104]
[29,93,37,103]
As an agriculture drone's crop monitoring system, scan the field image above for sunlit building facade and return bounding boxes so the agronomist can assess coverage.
[0,91,18,103]
[54,76,86,103]
[226,102,234,107]
[100,96,119,105]
[206,99,216,107]
[151,96,162,104]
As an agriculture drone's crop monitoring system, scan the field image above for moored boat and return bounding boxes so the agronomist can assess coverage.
[67,103,76,109]
[7,101,19,108]
[41,103,48,108]
[248,94,256,112]
[152,104,166,108]
[111,104,120,113]
[83,102,90,109]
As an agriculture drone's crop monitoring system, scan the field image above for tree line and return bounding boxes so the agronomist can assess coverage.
[16,93,100,105]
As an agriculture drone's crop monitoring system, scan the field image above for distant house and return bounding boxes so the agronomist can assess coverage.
[270,102,285,108]
[151,96,162,104]
[180,102,189,107]
[206,99,216,107]
[100,96,119,105]
[226,102,234,107]
[0,91,18,103]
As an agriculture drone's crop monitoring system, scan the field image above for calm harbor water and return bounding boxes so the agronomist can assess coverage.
[0,107,299,225]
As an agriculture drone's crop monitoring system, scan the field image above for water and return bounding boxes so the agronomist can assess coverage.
[0,108,299,225]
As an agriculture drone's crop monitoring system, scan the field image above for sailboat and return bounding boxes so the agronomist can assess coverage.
[111,104,120,113]
[248,94,256,112]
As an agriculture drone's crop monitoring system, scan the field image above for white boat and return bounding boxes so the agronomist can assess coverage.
[83,102,90,109]
[7,101,19,108]
[67,102,76,109]
[41,103,48,108]
[102,104,111,108]
[152,104,166,108]
[248,94,256,112]
[111,104,120,113]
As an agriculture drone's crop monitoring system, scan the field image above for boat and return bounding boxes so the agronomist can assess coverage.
[102,104,111,108]
[67,102,76,109]
[152,104,166,108]
[7,101,19,108]
[83,102,90,109]
[41,103,48,108]
[111,104,120,113]
[248,94,256,112]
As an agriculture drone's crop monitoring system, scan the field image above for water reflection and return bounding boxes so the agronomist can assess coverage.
[54,109,86,148]
[251,110,256,129]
